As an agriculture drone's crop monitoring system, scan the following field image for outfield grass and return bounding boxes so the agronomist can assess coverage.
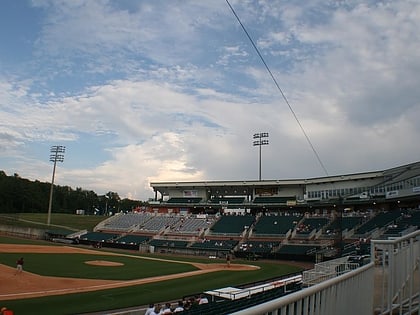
[0,217,304,315]
[0,213,105,231]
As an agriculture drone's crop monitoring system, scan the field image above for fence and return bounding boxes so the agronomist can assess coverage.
[371,230,420,315]
[231,230,420,315]
[231,261,374,315]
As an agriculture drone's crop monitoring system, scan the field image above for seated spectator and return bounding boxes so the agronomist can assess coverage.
[149,304,162,315]
[173,301,184,313]
[161,302,172,314]
[198,294,209,305]
[145,303,155,315]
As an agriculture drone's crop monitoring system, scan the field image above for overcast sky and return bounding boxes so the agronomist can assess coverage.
[1,0,419,201]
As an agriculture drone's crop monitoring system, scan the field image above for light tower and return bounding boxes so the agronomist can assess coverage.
[253,132,269,181]
[47,145,65,225]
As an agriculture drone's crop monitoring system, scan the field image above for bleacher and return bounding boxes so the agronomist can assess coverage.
[169,216,215,235]
[382,209,420,237]
[295,217,330,235]
[340,216,364,230]
[210,215,255,235]
[253,214,302,236]
[323,215,364,236]
[101,212,151,231]
[395,209,420,229]
[138,215,181,232]
[355,211,402,235]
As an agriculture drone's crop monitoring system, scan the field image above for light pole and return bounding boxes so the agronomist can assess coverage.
[253,132,269,181]
[47,145,65,225]
[104,195,109,216]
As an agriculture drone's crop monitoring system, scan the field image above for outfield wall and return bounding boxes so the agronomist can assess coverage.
[0,224,45,239]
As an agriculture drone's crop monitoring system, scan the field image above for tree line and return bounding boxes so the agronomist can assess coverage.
[0,171,145,214]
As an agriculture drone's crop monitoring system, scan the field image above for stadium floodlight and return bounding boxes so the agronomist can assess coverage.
[253,132,269,181]
[47,145,65,225]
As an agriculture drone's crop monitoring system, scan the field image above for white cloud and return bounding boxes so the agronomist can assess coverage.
[1,0,420,201]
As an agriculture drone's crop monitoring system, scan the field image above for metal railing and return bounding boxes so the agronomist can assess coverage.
[371,230,420,315]
[231,230,420,315]
[231,262,374,315]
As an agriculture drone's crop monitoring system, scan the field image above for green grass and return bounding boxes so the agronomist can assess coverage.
[0,253,197,280]
[0,213,105,231]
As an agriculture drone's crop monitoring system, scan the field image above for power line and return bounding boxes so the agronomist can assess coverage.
[225,0,330,177]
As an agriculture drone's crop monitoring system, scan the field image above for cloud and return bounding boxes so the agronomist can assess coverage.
[1,0,419,201]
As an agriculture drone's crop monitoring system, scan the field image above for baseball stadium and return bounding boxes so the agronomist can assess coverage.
[0,161,420,315]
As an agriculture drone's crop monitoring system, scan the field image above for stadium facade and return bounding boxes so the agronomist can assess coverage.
[150,161,420,213]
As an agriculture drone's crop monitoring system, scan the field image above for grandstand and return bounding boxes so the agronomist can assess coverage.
[63,161,420,314]
[74,206,419,263]
[61,161,420,314]
[66,163,416,268]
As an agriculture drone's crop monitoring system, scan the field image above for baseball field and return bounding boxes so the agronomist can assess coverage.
[0,235,306,315]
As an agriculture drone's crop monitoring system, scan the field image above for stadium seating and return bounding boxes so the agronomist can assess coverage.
[295,217,330,235]
[355,211,402,235]
[210,215,255,235]
[101,212,151,231]
[169,216,215,234]
[139,215,180,232]
[253,214,302,236]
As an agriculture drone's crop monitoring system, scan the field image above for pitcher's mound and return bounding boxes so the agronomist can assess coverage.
[85,260,124,266]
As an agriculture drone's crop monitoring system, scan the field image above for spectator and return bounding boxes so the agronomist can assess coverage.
[161,302,172,314]
[198,294,209,305]
[144,303,155,315]
[149,304,162,315]
[173,301,184,313]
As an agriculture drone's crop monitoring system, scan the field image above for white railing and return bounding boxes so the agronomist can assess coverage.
[231,230,420,315]
[371,229,420,315]
[302,256,359,286]
[231,261,374,315]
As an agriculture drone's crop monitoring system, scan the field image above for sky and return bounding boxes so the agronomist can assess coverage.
[1,0,420,201]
